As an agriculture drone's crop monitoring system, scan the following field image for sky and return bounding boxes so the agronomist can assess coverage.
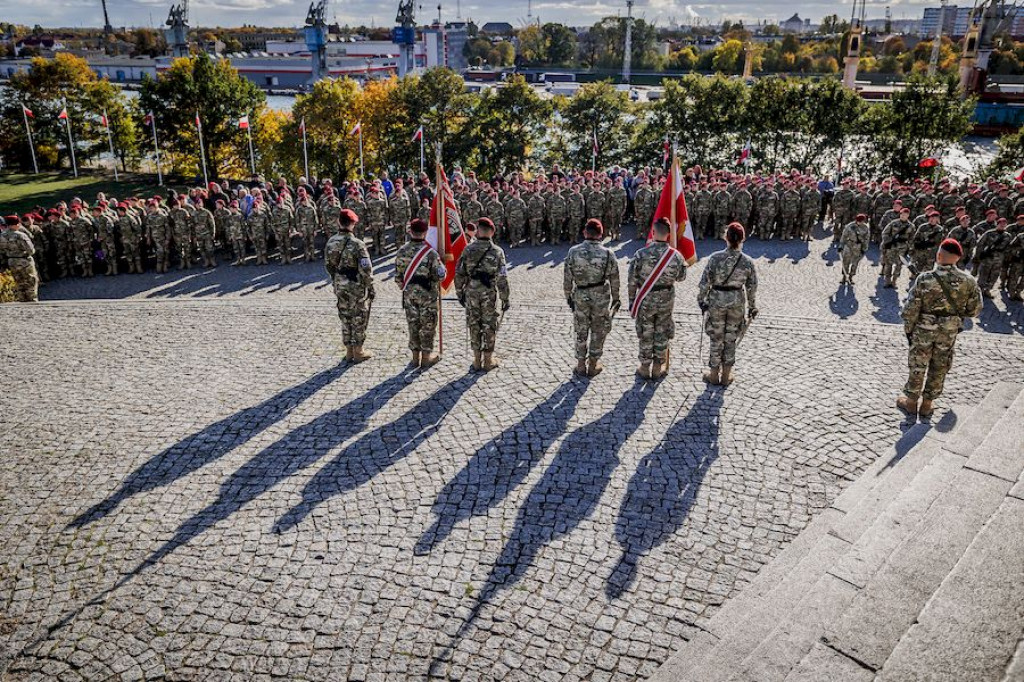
[0,0,932,32]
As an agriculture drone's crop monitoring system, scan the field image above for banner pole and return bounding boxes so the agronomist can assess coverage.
[22,104,38,175]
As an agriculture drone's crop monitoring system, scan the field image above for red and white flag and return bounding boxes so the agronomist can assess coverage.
[57,107,69,121]
[22,104,34,118]
[298,117,305,133]
[350,121,362,136]
[737,139,751,166]
[427,164,468,293]
[592,129,599,157]
[195,112,202,130]
[412,125,423,142]
[143,111,154,126]
[100,113,109,128]
[1013,167,1024,182]
[662,138,670,166]
[238,115,250,130]
[648,151,698,266]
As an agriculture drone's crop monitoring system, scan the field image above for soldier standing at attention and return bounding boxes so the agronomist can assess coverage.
[394,218,447,368]
[69,206,95,277]
[145,200,171,273]
[116,203,144,274]
[325,209,374,363]
[909,211,946,281]
[880,207,914,287]
[898,239,982,418]
[840,213,871,285]
[455,218,510,372]
[225,200,247,266]
[974,217,1012,299]
[271,196,295,264]
[0,215,40,302]
[564,219,621,377]
[628,218,687,380]
[295,188,320,262]
[193,199,217,268]
[698,223,757,386]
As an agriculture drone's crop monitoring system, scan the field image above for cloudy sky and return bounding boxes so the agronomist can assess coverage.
[0,0,927,31]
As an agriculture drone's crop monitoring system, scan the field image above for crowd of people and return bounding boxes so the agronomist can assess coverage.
[1,165,1023,304]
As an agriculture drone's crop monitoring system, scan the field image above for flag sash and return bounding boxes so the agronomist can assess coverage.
[629,246,678,319]
[401,243,433,291]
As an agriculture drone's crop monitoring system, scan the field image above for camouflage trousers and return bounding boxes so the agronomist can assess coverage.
[367,224,385,255]
[153,240,169,271]
[634,292,675,363]
[977,257,1004,293]
[529,218,545,245]
[465,288,500,352]
[123,239,142,270]
[635,213,652,241]
[572,292,612,360]
[903,323,959,401]
[705,304,744,369]
[301,228,317,261]
[333,279,371,346]
[911,249,935,278]
[403,296,439,352]
[780,212,799,240]
[231,239,246,263]
[8,258,39,302]
[756,213,776,239]
[197,236,216,264]
[393,223,407,248]
[78,242,94,276]
[604,210,623,239]
[841,249,866,280]
[254,233,268,261]
[276,228,292,263]
[1006,262,1023,298]
[549,217,566,245]
[508,220,526,245]
[172,234,192,268]
[880,247,904,282]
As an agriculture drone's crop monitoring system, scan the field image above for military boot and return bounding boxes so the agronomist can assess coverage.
[411,351,421,367]
[482,352,499,371]
[345,346,354,362]
[703,366,721,385]
[720,366,734,386]
[636,362,652,380]
[473,351,483,372]
[420,352,440,368]
[350,346,372,363]
[651,358,665,380]
[574,359,588,376]
[586,358,603,377]
[897,394,918,415]
[918,399,934,418]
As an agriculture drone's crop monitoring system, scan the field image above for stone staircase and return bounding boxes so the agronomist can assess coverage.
[649,383,1024,682]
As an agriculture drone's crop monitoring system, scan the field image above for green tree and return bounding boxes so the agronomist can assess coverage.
[469,75,552,176]
[138,54,265,179]
[652,74,747,167]
[488,41,515,67]
[542,23,577,66]
[560,81,632,168]
[983,125,1024,179]
[463,37,493,66]
[290,77,361,182]
[711,39,745,73]
[517,25,547,64]
[666,46,698,71]
[386,68,479,171]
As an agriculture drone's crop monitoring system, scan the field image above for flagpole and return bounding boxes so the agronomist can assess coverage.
[358,127,365,178]
[435,142,444,357]
[63,101,78,178]
[419,129,424,175]
[246,118,256,176]
[150,114,163,186]
[104,110,118,181]
[301,118,309,180]
[22,104,38,175]
[196,110,209,187]
[669,147,677,250]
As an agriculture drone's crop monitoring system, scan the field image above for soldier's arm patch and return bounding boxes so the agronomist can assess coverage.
[359,257,371,269]
[499,265,508,276]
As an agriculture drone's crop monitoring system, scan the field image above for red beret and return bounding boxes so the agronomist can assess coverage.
[5,215,20,224]
[47,209,60,216]
[408,218,428,234]
[339,208,359,226]
[855,213,867,221]
[939,238,962,257]
[726,222,745,242]
[1017,215,1024,221]
[477,217,494,231]
[986,209,997,216]
[585,218,604,235]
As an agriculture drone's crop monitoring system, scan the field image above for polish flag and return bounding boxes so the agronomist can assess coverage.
[648,151,698,266]
[737,139,751,166]
[412,125,423,142]
[22,104,34,118]
[1013,167,1024,183]
[350,121,362,136]
[143,111,154,126]
[427,164,468,293]
[195,112,202,130]
[238,115,250,130]
[592,129,599,157]
[57,108,69,121]
[100,113,109,128]
[298,117,305,133]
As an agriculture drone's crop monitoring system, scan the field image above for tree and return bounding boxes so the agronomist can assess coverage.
[984,125,1024,179]
[130,28,166,58]
[711,39,745,74]
[560,81,632,168]
[291,77,361,182]
[586,17,660,70]
[542,23,577,66]
[489,41,515,67]
[517,25,547,64]
[652,74,748,167]
[464,37,493,66]
[666,46,698,71]
[138,53,266,179]
[387,68,479,171]
[469,74,552,176]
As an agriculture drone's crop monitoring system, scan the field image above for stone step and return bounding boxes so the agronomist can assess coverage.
[783,642,873,682]
[648,384,1020,682]
[963,388,1024,484]
[943,382,1021,458]
[877,496,1024,682]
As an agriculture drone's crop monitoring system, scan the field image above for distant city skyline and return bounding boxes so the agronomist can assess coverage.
[0,0,935,32]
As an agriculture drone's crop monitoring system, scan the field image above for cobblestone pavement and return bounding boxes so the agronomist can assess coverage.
[3,233,1024,682]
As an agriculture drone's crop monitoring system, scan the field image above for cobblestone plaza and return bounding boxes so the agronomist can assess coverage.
[2,235,1023,681]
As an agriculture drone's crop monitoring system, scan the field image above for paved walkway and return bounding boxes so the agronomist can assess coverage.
[1,235,1023,681]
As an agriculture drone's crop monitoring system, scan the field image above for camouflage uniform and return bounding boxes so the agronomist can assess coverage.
[564,238,621,363]
[461,196,484,233]
[145,209,171,273]
[169,205,193,269]
[909,221,945,278]
[271,203,294,264]
[946,222,978,270]
[832,185,855,242]
[343,194,367,241]
[605,184,627,240]
[118,212,144,273]
[394,238,447,353]
[0,228,39,302]
[731,188,753,234]
[586,187,607,225]
[633,184,656,241]
[295,199,319,262]
[628,240,686,366]
[712,187,732,238]
[505,195,527,246]
[755,186,779,239]
[880,218,914,285]
[800,187,819,240]
[324,230,374,347]
[527,193,547,245]
[94,211,118,275]
[247,205,271,265]
[1005,232,1024,301]
[70,215,95,277]
[321,199,342,238]
[566,189,586,243]
[225,209,246,264]
[365,192,387,256]
[547,191,567,245]
[455,237,510,353]
[698,248,757,371]
[193,207,216,266]
[780,187,801,240]
[901,264,982,401]
[483,195,506,242]
[389,190,411,246]
[974,228,1013,296]
[692,187,713,239]
[48,216,71,278]
[840,219,871,283]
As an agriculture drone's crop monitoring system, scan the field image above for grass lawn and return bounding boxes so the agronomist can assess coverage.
[0,172,185,215]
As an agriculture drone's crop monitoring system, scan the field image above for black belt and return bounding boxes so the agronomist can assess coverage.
[576,281,607,290]
[712,285,741,291]
[923,311,958,318]
[650,284,673,292]
[407,274,432,289]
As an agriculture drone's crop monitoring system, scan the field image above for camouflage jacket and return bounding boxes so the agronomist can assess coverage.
[563,239,620,303]
[628,240,687,306]
[193,208,216,240]
[325,232,373,295]
[697,248,757,312]
[145,211,169,243]
[454,237,510,304]
[881,219,915,250]
[975,229,1012,261]
[902,264,982,335]
[394,239,446,305]
[0,229,35,260]
[841,221,871,255]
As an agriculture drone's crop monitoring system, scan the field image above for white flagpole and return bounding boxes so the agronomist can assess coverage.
[150,114,163,186]
[63,101,78,178]
[358,127,364,178]
[196,110,209,187]
[22,104,38,175]
[301,118,309,180]
[246,119,256,176]
[669,147,677,250]
[104,110,119,181]
[419,129,424,175]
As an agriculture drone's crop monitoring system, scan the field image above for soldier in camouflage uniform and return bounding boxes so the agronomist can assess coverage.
[946,214,978,271]
[880,207,915,287]
[394,218,448,368]
[193,199,217,267]
[989,187,1014,221]
[168,199,193,270]
[483,191,506,243]
[698,223,757,386]
[564,218,621,377]
[712,183,732,239]
[831,180,855,244]
[566,185,586,243]
[69,206,95,277]
[909,212,946,280]
[731,183,753,236]
[92,204,117,276]
[320,192,342,239]
[343,189,367,241]
[295,191,319,262]
[271,197,294,264]
[505,191,527,247]
[527,190,547,246]
[628,218,687,380]
[693,183,713,239]
[116,203,144,274]
[389,182,412,247]
[324,208,374,363]
[898,238,982,418]
[225,201,247,265]
[248,197,271,265]
[547,187,567,245]
[633,180,656,242]
[0,216,39,302]
[47,210,71,279]
[839,214,871,285]
[214,200,231,249]
[800,183,819,240]
[974,218,1012,298]
[586,183,607,229]
[605,178,627,241]
[145,201,171,274]
[365,188,388,257]
[461,192,484,236]
[755,182,779,240]
[780,183,802,241]
[455,217,510,372]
